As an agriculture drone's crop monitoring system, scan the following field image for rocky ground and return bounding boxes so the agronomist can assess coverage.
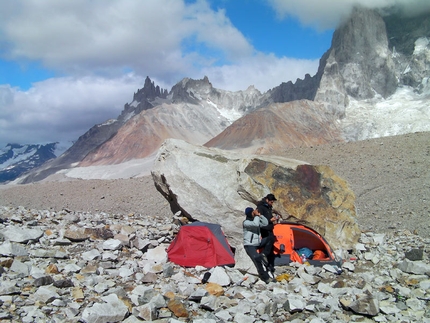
[0,197,429,323]
[0,132,429,322]
[0,131,429,238]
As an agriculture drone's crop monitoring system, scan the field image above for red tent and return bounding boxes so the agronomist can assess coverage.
[167,222,235,268]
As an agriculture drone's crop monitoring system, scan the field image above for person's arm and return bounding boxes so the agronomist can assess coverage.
[259,214,269,226]
[243,216,263,229]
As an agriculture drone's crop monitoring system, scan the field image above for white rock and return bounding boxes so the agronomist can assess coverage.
[32,286,60,303]
[0,226,44,243]
[81,293,128,323]
[406,297,425,311]
[82,249,101,261]
[0,241,28,256]
[342,261,355,272]
[63,263,81,273]
[215,309,232,321]
[286,295,306,312]
[145,245,168,263]
[10,260,31,275]
[102,239,123,250]
[208,266,231,286]
[398,259,430,275]
[354,243,367,251]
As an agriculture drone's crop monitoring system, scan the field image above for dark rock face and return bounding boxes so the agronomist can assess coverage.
[384,12,430,90]
[266,6,400,104]
[266,73,320,103]
[330,6,398,99]
[120,76,169,119]
[169,76,219,104]
[384,11,430,56]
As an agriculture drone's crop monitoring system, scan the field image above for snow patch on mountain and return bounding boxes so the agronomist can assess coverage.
[207,98,243,122]
[341,85,430,141]
[0,145,38,169]
[414,37,429,55]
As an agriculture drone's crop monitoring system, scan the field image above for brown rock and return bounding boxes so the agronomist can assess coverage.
[205,282,224,296]
[167,299,189,318]
[45,264,59,274]
[0,259,13,268]
[80,264,99,274]
[245,162,360,249]
[71,287,84,302]
[84,227,114,240]
[164,291,175,300]
[64,229,89,242]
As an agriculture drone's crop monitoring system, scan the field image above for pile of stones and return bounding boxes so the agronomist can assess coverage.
[0,205,429,322]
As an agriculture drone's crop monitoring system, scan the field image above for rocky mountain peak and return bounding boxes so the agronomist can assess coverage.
[133,76,168,103]
[119,76,169,120]
[11,8,430,184]
[329,6,397,99]
[170,76,216,104]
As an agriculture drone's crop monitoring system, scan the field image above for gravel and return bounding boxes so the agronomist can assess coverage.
[1,131,429,238]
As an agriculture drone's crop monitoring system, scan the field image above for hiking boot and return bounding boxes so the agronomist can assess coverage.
[267,267,276,279]
[263,277,277,284]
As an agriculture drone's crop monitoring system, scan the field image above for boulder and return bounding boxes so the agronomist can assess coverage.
[151,139,360,251]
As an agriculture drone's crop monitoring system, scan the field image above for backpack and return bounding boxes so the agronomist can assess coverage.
[296,247,313,259]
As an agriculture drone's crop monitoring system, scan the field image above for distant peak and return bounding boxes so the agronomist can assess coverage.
[178,76,212,88]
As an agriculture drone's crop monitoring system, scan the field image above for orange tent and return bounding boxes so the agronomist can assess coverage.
[272,222,341,267]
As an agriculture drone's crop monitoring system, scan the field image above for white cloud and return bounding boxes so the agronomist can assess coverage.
[0,75,146,146]
[0,0,252,81]
[3,0,424,147]
[203,54,319,92]
[268,0,430,30]
[0,0,323,146]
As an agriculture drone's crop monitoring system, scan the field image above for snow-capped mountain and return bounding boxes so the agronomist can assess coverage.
[0,142,71,183]
[9,6,430,184]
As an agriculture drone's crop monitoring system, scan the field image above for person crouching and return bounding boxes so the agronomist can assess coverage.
[243,207,275,284]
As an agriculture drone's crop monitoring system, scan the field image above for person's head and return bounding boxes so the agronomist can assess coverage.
[265,193,277,206]
[245,207,260,218]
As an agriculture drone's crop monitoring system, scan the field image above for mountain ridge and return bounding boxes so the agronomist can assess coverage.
[4,6,430,184]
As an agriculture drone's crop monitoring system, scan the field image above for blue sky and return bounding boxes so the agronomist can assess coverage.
[0,0,425,147]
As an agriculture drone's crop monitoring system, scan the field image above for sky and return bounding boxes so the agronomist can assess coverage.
[0,0,428,148]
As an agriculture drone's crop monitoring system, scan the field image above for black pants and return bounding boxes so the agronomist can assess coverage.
[244,235,275,280]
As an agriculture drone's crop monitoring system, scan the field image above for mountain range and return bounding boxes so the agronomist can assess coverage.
[2,6,429,184]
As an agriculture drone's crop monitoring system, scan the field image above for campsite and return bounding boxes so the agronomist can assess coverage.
[0,132,428,321]
[166,220,342,270]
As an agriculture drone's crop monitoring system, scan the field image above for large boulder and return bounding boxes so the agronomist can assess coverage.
[151,139,360,254]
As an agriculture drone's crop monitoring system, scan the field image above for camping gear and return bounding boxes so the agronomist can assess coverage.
[272,222,341,267]
[167,221,235,268]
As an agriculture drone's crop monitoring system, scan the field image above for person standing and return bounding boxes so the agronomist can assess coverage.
[243,207,275,284]
[257,193,278,273]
